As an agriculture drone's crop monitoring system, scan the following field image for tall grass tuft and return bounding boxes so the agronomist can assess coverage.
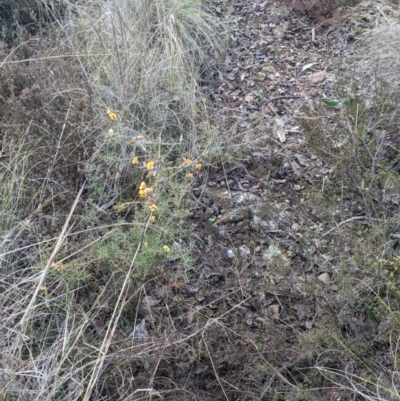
[60,0,224,204]
[0,0,224,399]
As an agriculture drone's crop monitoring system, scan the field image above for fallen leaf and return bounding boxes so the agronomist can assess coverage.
[142,296,160,307]
[244,94,254,102]
[266,304,280,320]
[273,117,286,143]
[266,102,277,114]
[251,215,272,230]
[309,70,326,84]
[302,62,316,71]
[276,129,286,143]
[294,153,308,167]
[289,159,302,177]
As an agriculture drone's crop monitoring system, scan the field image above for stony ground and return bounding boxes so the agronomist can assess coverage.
[132,1,400,400]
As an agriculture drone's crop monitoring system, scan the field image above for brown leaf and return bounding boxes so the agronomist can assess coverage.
[266,304,280,320]
[289,159,302,177]
[309,70,326,84]
[142,296,160,307]
[273,117,286,143]
[244,93,254,102]
[294,153,309,167]
[267,102,277,114]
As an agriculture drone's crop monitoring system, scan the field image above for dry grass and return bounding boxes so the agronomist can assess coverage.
[0,0,227,399]
[2,0,400,400]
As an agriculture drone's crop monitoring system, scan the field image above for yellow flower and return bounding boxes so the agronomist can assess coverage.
[131,156,139,165]
[51,261,64,272]
[149,204,158,212]
[186,173,194,179]
[108,128,114,137]
[183,157,191,164]
[150,215,156,222]
[139,182,147,197]
[195,163,202,171]
[163,245,170,252]
[144,187,153,197]
[146,160,155,171]
[107,108,117,120]
[143,241,148,247]
[40,286,47,292]
[138,181,154,198]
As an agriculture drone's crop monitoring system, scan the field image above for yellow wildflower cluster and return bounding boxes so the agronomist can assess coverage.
[131,158,158,177]
[107,108,117,121]
[146,160,157,177]
[105,107,173,254]
[149,204,158,212]
[130,134,145,143]
[139,182,154,199]
[139,183,158,221]
[51,261,64,272]
[182,157,202,171]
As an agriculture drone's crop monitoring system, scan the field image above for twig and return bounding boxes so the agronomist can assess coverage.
[321,216,375,238]
[262,95,303,103]
[18,181,86,331]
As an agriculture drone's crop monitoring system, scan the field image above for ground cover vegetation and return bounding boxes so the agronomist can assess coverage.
[1,0,400,400]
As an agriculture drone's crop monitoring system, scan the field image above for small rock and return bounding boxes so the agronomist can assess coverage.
[232,194,245,204]
[292,223,300,232]
[318,272,331,285]
[257,72,266,81]
[222,248,235,260]
[218,207,250,223]
[262,64,276,73]
[305,320,314,329]
[239,245,251,256]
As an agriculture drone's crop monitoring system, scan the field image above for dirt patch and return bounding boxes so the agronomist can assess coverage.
[130,1,400,399]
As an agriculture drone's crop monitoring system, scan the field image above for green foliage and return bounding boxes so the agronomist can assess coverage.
[325,97,350,107]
